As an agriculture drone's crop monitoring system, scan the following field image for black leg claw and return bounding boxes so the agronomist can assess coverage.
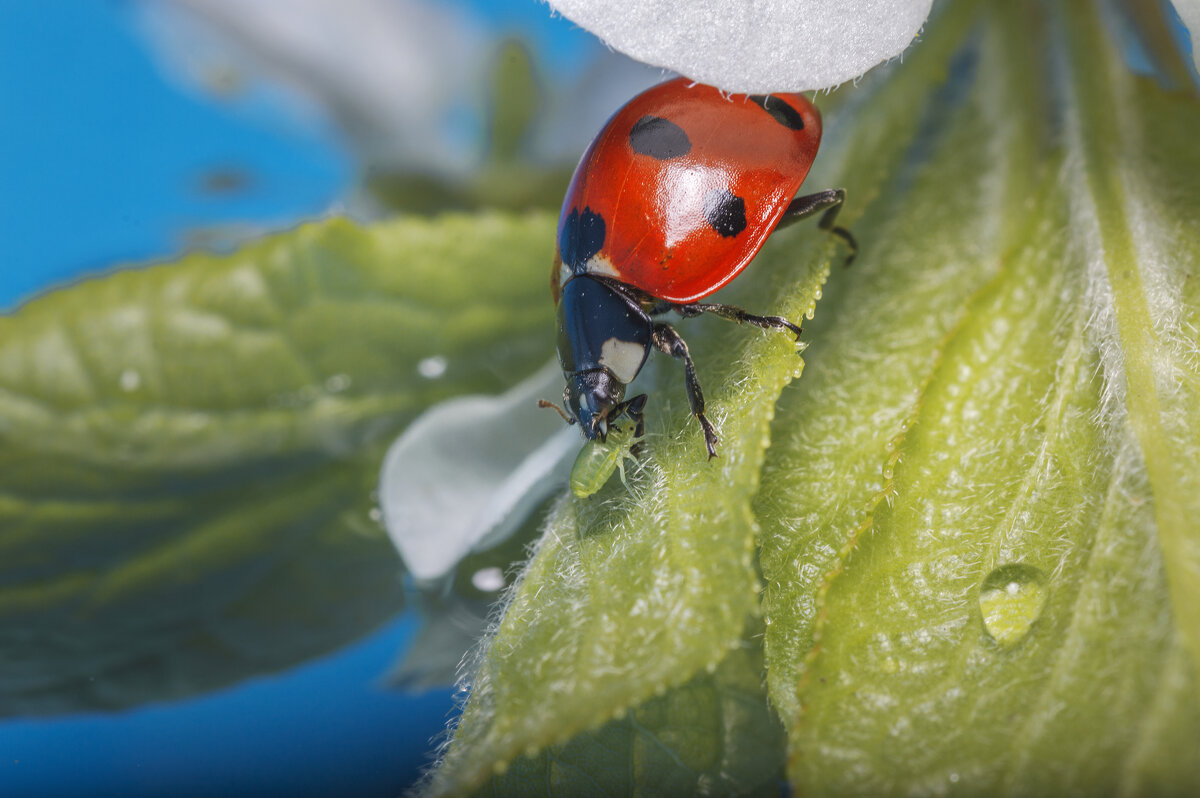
[698,414,719,460]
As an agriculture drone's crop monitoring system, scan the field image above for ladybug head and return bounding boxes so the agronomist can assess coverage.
[564,368,625,441]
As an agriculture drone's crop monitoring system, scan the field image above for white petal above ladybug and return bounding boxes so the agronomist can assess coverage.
[546,0,934,93]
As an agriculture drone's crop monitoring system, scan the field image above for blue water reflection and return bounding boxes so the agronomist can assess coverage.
[0,615,451,798]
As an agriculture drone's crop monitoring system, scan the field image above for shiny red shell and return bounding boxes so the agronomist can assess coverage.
[553,77,823,304]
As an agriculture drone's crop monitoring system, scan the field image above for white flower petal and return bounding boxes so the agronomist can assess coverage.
[1171,0,1200,74]
[143,0,486,172]
[547,0,933,93]
[379,361,576,584]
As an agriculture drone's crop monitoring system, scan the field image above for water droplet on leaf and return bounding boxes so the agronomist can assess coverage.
[119,369,141,392]
[979,563,1048,647]
[417,355,448,379]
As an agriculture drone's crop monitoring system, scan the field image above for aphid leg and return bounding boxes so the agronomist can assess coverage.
[779,188,857,267]
[674,302,803,341]
[538,399,575,425]
[615,448,630,486]
[651,323,719,459]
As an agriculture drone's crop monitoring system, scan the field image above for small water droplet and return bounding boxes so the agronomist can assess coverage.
[979,563,1048,648]
[471,566,506,593]
[417,355,448,379]
[324,373,351,393]
[119,369,141,392]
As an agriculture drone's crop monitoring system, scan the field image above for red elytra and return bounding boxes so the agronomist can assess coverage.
[546,77,852,463]
[552,76,823,304]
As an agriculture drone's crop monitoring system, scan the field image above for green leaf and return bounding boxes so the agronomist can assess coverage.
[757,1,1200,793]
[429,0,1200,794]
[487,40,543,165]
[0,212,556,716]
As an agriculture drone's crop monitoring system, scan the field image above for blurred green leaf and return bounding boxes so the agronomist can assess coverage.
[488,40,543,164]
[364,166,573,215]
[0,212,556,715]
[428,0,1200,795]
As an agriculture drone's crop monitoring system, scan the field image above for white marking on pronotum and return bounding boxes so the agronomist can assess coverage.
[583,253,620,281]
[599,336,645,383]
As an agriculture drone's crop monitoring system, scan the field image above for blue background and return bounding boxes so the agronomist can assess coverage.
[0,1,351,310]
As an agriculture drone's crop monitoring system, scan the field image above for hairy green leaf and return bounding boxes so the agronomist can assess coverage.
[0,213,555,715]
[430,0,1200,795]
[758,1,1200,793]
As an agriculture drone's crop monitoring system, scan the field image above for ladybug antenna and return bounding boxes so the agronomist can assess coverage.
[538,399,575,426]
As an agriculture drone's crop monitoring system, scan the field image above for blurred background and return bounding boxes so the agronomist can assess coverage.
[0,1,663,795]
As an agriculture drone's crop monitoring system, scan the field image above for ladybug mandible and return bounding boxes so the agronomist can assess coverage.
[544,77,856,459]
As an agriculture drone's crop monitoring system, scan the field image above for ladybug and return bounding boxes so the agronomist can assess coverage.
[544,77,855,459]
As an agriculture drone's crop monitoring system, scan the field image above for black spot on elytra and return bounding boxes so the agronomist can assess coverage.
[559,207,606,269]
[629,115,691,160]
[703,188,747,238]
[749,95,805,130]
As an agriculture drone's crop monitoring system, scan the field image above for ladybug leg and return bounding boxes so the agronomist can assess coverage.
[674,302,803,342]
[626,393,647,457]
[609,393,648,457]
[779,188,858,266]
[651,323,719,459]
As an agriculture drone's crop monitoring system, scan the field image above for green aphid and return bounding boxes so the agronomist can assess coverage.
[569,422,642,498]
